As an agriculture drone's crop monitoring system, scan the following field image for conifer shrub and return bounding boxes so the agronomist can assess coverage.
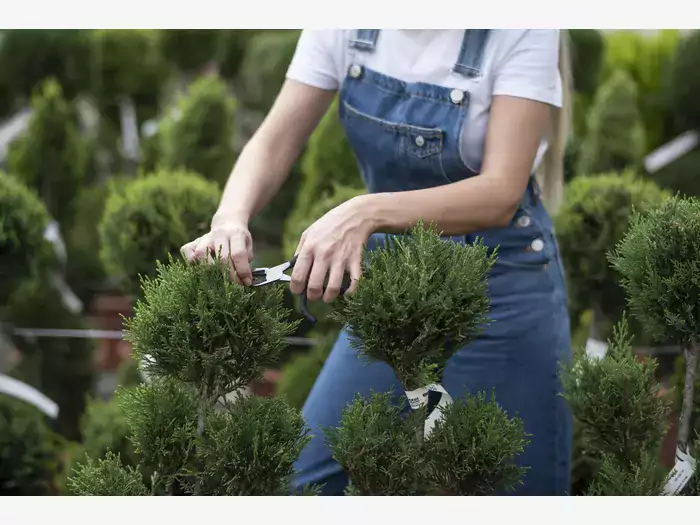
[161,30,220,73]
[577,70,646,176]
[158,75,237,186]
[67,257,308,495]
[6,78,89,229]
[667,30,700,134]
[216,30,258,80]
[326,222,529,495]
[98,170,220,295]
[0,171,54,305]
[568,29,605,97]
[554,171,669,338]
[610,196,700,463]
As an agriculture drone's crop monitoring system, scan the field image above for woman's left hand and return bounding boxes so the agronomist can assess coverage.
[290,195,376,303]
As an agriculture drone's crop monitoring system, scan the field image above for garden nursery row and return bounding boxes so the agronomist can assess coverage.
[1,28,700,496]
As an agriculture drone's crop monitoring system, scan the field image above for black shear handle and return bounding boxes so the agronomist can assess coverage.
[290,255,351,325]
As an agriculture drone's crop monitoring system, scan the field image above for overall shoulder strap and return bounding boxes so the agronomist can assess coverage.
[348,29,380,51]
[453,29,491,78]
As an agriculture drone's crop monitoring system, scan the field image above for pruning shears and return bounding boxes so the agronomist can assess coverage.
[251,255,350,324]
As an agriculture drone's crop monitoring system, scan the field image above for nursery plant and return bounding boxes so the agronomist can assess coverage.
[67,256,310,496]
[326,221,529,495]
[560,316,671,495]
[98,169,220,295]
[554,171,669,339]
[610,196,700,494]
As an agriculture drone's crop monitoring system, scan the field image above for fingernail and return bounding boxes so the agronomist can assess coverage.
[243,277,252,286]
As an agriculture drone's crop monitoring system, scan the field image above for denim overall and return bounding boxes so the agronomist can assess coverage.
[292,29,573,496]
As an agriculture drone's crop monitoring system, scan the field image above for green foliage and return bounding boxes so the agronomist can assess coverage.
[217,30,258,79]
[610,196,700,345]
[0,30,92,104]
[425,391,529,495]
[99,170,220,294]
[577,70,646,176]
[238,30,300,111]
[568,29,605,96]
[276,331,337,410]
[7,78,89,228]
[194,395,310,496]
[89,29,169,125]
[331,221,495,390]
[586,449,667,496]
[5,279,95,440]
[602,30,682,150]
[555,171,669,325]
[68,452,148,496]
[668,30,700,134]
[561,318,671,495]
[651,149,700,198]
[119,380,198,489]
[0,396,58,495]
[324,392,428,496]
[124,256,299,398]
[161,30,220,73]
[0,171,54,304]
[159,74,237,186]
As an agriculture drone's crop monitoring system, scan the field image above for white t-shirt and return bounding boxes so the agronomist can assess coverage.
[286,29,562,173]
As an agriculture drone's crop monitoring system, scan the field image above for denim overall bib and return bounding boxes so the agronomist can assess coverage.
[292,29,573,496]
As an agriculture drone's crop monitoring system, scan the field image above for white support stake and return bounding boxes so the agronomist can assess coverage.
[0,374,59,419]
[585,338,608,360]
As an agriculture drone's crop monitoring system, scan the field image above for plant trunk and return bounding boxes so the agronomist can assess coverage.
[678,343,699,453]
[589,302,605,341]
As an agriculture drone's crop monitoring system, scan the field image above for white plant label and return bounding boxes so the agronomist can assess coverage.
[585,338,608,360]
[405,383,453,439]
[662,446,697,495]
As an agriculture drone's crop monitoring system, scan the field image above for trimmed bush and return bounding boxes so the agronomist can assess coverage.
[238,30,300,112]
[0,395,58,495]
[0,30,92,104]
[69,257,306,496]
[159,74,237,186]
[0,171,54,305]
[99,170,221,295]
[577,70,646,176]
[217,30,258,80]
[6,79,89,228]
[554,171,669,338]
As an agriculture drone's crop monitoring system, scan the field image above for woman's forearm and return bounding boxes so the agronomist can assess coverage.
[362,171,527,236]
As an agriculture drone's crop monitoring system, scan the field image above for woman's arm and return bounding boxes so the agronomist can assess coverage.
[364,94,550,234]
[290,94,551,302]
[212,79,336,228]
[181,79,335,284]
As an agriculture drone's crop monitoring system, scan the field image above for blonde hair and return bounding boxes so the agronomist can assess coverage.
[536,30,572,215]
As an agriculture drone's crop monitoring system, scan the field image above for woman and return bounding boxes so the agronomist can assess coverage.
[181,29,573,496]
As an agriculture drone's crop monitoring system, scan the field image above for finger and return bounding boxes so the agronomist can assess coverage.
[192,237,212,262]
[323,262,345,304]
[346,254,362,295]
[230,238,253,286]
[306,254,329,302]
[180,240,197,262]
[290,251,313,296]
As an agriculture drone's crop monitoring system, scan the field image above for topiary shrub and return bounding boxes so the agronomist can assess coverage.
[6,78,89,229]
[668,30,700,134]
[160,30,220,73]
[560,317,671,495]
[0,395,59,495]
[98,169,220,295]
[610,196,700,493]
[158,74,237,186]
[68,256,308,495]
[326,221,528,495]
[577,70,646,176]
[0,30,92,104]
[554,171,670,339]
[0,171,54,305]
[216,29,258,80]
[237,30,300,112]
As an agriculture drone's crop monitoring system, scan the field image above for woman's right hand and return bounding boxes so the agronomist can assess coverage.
[180,220,254,285]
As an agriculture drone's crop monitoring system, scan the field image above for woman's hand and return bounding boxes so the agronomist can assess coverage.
[291,195,376,303]
[180,219,254,285]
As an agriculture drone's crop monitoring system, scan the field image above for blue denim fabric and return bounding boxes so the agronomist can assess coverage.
[292,29,573,496]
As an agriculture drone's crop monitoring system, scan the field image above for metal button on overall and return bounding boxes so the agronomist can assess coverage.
[450,89,465,104]
[415,135,425,147]
[517,215,532,228]
[349,64,362,78]
[531,238,544,252]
